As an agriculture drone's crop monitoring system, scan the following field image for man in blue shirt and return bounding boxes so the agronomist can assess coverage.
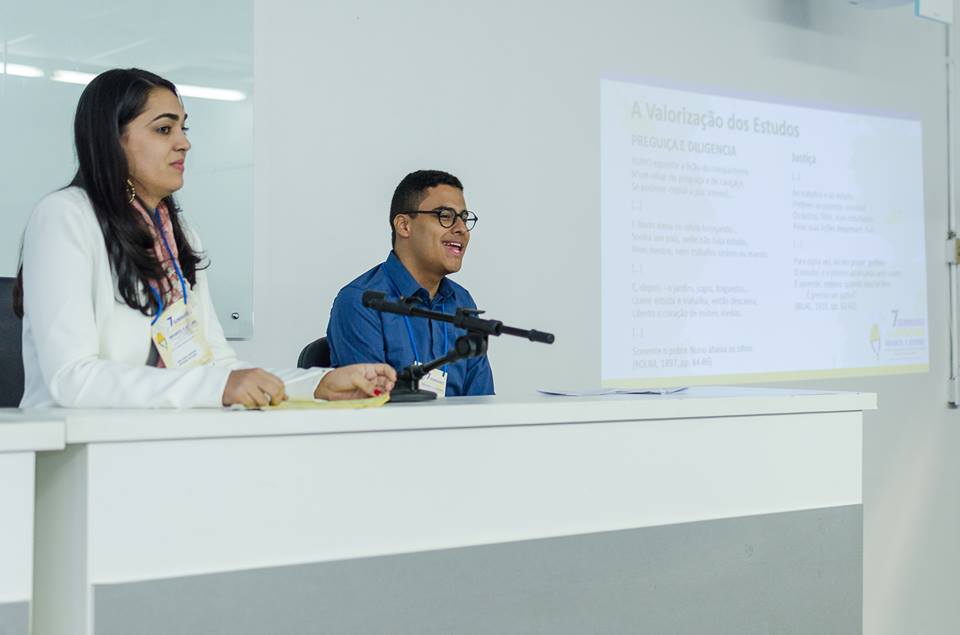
[327,170,495,396]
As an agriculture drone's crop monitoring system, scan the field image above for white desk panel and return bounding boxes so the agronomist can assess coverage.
[0,453,35,604]
[32,388,872,635]
[0,411,64,635]
[83,410,862,584]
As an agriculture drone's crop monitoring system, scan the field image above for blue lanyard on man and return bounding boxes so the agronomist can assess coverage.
[388,277,449,374]
[147,207,189,325]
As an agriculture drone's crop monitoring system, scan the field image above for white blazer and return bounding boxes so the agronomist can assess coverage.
[19,187,327,408]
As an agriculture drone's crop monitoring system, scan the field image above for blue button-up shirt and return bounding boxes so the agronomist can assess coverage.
[327,251,495,396]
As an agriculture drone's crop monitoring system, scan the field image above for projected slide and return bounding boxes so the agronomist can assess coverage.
[601,78,928,386]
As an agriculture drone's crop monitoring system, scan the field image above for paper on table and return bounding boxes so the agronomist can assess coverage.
[538,387,687,397]
[263,393,391,410]
[615,386,687,395]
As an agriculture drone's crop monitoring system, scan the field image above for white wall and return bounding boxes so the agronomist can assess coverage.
[237,1,959,633]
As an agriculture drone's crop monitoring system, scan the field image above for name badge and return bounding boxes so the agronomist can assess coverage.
[419,368,448,399]
[151,298,213,369]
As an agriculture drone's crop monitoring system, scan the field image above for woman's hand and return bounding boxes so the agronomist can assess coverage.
[315,364,397,401]
[222,368,287,408]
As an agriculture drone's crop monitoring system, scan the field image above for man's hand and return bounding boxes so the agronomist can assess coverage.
[315,364,397,400]
[222,369,287,408]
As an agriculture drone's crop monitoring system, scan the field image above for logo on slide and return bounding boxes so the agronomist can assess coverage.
[869,324,881,359]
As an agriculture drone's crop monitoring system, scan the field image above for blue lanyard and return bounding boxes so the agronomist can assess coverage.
[387,276,448,372]
[148,208,188,325]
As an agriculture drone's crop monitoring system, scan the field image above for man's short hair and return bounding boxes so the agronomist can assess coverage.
[390,169,464,246]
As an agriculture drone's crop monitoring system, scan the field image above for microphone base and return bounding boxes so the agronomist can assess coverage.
[387,387,438,403]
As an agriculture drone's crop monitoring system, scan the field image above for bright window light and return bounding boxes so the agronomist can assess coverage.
[51,70,97,85]
[50,70,246,102]
[177,84,246,102]
[1,63,44,78]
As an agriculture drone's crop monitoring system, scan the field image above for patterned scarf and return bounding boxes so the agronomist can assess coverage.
[131,197,183,368]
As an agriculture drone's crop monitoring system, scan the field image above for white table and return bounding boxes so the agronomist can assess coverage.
[31,387,874,635]
[0,412,63,635]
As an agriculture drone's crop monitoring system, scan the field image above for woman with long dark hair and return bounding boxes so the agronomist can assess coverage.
[15,68,395,408]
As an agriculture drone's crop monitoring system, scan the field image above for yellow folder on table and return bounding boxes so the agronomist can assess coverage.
[264,393,390,410]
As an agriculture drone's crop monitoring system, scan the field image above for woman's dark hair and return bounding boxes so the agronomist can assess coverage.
[13,68,205,318]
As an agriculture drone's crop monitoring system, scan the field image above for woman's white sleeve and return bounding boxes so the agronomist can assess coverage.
[22,197,231,408]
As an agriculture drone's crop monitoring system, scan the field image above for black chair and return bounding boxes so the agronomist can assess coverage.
[298,336,331,368]
[0,277,25,407]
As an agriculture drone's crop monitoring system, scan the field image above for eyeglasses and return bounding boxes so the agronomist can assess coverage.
[404,206,478,231]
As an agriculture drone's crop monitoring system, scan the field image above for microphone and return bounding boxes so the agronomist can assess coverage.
[361,290,400,313]
[361,288,554,403]
[362,289,555,343]
[528,330,555,344]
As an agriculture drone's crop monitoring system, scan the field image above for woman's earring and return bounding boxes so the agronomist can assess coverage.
[125,178,136,204]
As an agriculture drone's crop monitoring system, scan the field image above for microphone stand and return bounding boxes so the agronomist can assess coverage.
[361,291,555,403]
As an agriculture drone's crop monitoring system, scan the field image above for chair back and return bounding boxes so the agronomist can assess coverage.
[298,336,331,369]
[0,277,25,407]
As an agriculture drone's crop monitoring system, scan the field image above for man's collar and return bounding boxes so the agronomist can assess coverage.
[436,277,455,301]
[384,251,455,303]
